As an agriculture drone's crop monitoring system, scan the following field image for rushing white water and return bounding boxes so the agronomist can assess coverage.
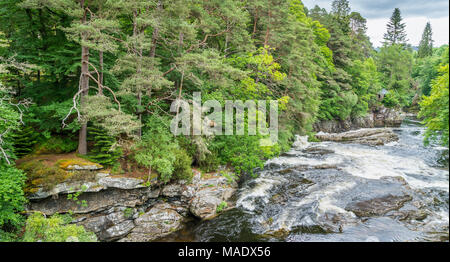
[163,118,449,242]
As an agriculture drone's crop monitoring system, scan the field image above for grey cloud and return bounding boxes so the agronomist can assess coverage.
[352,0,449,19]
[303,0,449,19]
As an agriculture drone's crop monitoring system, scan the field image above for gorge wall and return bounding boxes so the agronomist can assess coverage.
[314,106,406,133]
[26,170,237,242]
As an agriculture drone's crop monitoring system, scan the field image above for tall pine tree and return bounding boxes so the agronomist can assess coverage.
[418,22,433,58]
[383,8,408,46]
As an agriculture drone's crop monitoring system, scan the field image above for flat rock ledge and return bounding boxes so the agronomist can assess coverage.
[26,171,238,242]
[27,173,146,200]
[315,128,399,146]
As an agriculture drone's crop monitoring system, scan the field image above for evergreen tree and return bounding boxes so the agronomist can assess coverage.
[418,22,433,58]
[88,126,122,166]
[383,8,408,46]
[12,125,37,157]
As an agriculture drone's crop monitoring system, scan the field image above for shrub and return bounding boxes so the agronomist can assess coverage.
[132,116,196,183]
[34,136,78,155]
[12,126,37,157]
[0,165,27,230]
[382,92,401,108]
[172,149,193,183]
[22,213,97,242]
[198,151,220,173]
[132,116,178,183]
[210,134,278,176]
[216,201,228,213]
[87,126,122,166]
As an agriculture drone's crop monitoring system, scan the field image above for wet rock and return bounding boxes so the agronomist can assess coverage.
[120,203,184,242]
[294,164,338,171]
[380,176,409,186]
[387,210,428,221]
[302,147,335,156]
[315,128,399,146]
[292,135,310,150]
[346,194,413,217]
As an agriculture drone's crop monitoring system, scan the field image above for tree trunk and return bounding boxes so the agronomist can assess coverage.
[78,45,89,155]
[78,0,89,155]
[99,51,103,95]
[264,10,271,47]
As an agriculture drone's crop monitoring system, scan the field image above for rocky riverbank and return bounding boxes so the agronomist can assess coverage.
[314,106,406,133]
[172,119,448,242]
[26,169,237,242]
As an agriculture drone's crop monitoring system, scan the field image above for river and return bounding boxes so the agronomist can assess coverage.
[159,118,449,242]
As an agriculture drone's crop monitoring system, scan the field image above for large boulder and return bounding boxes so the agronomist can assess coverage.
[77,206,138,241]
[374,107,405,127]
[345,194,413,217]
[189,176,236,220]
[315,128,399,146]
[120,203,184,242]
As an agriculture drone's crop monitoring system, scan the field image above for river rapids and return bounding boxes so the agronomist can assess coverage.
[160,118,449,242]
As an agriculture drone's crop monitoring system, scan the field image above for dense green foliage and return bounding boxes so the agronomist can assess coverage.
[132,116,193,183]
[376,44,414,108]
[1,0,423,178]
[419,48,449,147]
[0,165,27,231]
[22,212,97,242]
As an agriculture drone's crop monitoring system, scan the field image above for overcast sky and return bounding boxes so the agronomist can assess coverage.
[302,0,450,47]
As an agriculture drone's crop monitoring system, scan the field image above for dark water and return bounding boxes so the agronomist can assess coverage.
[160,119,449,242]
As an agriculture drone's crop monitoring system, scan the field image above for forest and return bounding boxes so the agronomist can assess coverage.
[0,0,449,242]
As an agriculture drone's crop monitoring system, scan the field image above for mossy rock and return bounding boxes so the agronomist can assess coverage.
[57,159,103,171]
[18,159,72,192]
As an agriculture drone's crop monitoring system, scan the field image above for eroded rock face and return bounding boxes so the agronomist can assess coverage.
[26,170,238,242]
[315,128,399,146]
[314,107,405,133]
[28,187,153,215]
[119,203,184,242]
[27,173,145,200]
